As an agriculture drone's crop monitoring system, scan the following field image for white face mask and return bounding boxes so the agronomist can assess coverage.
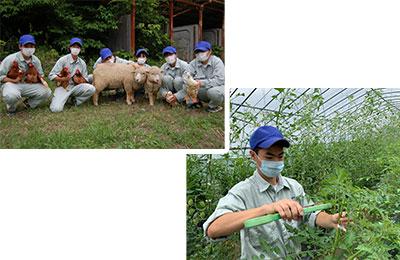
[70,48,80,56]
[22,48,35,57]
[196,51,209,62]
[137,57,146,65]
[165,55,176,65]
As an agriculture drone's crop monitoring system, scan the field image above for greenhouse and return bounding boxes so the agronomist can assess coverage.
[187,88,400,260]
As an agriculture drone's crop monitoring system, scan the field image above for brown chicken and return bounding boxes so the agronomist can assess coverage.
[24,62,40,83]
[6,61,24,81]
[56,67,71,91]
[73,69,87,86]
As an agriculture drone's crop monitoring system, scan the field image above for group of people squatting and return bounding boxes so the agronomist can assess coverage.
[0,34,225,116]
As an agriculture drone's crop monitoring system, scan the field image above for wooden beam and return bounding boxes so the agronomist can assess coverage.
[173,7,195,18]
[130,0,136,54]
[175,0,200,7]
[212,0,224,5]
[169,0,174,44]
[204,5,224,13]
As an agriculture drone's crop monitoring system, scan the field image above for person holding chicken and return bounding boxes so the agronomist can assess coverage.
[0,34,51,116]
[49,37,95,113]
[159,46,188,106]
[184,41,224,112]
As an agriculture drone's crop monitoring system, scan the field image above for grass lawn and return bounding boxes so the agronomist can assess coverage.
[0,85,224,149]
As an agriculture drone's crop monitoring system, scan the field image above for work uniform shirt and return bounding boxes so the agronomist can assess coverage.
[203,171,320,260]
[49,54,89,85]
[92,56,133,70]
[159,58,188,101]
[0,52,44,83]
[185,55,224,90]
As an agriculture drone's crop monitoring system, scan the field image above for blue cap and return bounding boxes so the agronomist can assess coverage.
[136,48,148,56]
[70,37,82,47]
[194,41,211,52]
[19,35,36,46]
[100,48,113,61]
[162,46,177,56]
[249,126,290,151]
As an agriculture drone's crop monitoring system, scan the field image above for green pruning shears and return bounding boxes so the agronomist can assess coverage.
[244,203,332,228]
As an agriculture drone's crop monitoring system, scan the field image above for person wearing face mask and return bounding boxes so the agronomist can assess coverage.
[0,34,51,116]
[88,47,138,98]
[88,48,136,83]
[159,46,188,105]
[184,41,224,112]
[49,37,96,113]
[134,49,150,68]
[203,126,352,259]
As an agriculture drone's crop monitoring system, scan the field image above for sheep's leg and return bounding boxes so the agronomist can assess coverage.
[93,90,101,106]
[126,90,134,105]
[149,92,155,106]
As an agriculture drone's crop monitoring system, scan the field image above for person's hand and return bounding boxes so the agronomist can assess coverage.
[166,94,177,103]
[194,79,201,90]
[14,74,23,83]
[330,212,353,231]
[267,199,304,221]
[60,74,71,82]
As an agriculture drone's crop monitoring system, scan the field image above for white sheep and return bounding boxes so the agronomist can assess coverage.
[92,63,147,106]
[131,66,148,103]
[144,66,163,106]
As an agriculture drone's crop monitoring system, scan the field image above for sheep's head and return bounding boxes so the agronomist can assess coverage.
[146,66,163,85]
[132,67,148,84]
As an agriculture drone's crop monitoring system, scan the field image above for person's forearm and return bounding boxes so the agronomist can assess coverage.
[2,77,20,83]
[315,212,335,229]
[207,205,270,239]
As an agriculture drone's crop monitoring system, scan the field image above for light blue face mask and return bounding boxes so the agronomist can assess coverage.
[256,154,284,178]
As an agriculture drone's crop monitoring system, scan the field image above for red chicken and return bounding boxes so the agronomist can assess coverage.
[24,62,49,88]
[6,61,24,81]
[56,67,71,92]
[24,62,40,83]
[73,69,87,86]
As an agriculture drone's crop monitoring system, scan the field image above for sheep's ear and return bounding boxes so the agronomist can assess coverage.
[146,71,150,74]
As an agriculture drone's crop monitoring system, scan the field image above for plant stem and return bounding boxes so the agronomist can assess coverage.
[331,203,343,257]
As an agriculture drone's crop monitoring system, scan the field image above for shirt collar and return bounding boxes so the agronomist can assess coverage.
[167,58,181,69]
[69,54,80,64]
[253,170,290,193]
[196,55,212,67]
[16,51,31,64]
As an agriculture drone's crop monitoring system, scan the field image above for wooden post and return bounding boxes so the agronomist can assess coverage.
[222,12,225,60]
[169,0,174,44]
[130,0,136,54]
[199,5,203,41]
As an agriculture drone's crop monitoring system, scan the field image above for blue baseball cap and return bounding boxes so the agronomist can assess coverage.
[162,46,177,56]
[19,35,36,46]
[70,37,82,47]
[100,48,113,60]
[249,126,290,151]
[136,48,148,56]
[194,41,211,52]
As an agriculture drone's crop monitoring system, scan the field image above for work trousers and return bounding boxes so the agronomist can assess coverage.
[1,82,51,112]
[187,85,224,108]
[160,75,186,102]
[50,83,96,113]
